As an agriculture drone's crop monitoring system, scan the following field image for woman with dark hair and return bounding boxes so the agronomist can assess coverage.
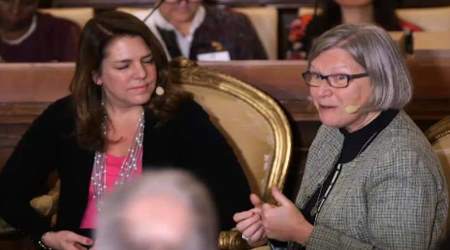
[287,0,422,59]
[0,11,250,250]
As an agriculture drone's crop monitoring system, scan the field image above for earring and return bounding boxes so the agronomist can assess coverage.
[155,86,165,96]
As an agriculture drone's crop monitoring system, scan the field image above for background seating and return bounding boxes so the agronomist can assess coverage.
[119,6,279,59]
[39,7,94,28]
[233,7,278,59]
[426,116,450,239]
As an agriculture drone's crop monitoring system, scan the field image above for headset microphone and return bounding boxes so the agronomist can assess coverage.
[344,105,359,114]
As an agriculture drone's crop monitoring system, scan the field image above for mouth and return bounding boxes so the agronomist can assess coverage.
[128,84,150,92]
[317,104,337,110]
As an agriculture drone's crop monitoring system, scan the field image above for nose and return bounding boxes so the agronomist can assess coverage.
[313,81,333,98]
[134,62,147,79]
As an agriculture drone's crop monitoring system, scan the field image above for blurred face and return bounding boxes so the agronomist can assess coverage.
[0,0,37,32]
[159,0,202,24]
[308,48,379,132]
[123,196,192,250]
[93,36,157,110]
[334,0,372,7]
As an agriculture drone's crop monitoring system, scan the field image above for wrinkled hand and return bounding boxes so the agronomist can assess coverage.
[261,187,313,245]
[233,193,267,247]
[42,230,94,250]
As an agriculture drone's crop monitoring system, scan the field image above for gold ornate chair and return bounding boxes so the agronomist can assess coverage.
[169,59,292,249]
[426,116,450,239]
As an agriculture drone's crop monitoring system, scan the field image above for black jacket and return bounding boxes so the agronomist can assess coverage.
[157,7,268,60]
[0,96,251,239]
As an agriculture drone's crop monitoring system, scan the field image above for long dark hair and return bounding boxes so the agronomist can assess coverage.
[70,10,190,151]
[303,0,402,54]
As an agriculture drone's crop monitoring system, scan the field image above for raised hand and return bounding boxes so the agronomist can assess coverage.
[42,230,94,250]
[261,187,313,245]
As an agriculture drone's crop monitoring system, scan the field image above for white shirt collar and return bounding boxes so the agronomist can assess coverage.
[147,6,206,58]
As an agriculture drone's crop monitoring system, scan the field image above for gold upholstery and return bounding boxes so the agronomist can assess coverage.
[426,116,450,238]
[233,7,278,59]
[169,59,292,249]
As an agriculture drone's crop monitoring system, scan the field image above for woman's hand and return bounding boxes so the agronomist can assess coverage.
[42,230,94,250]
[261,187,313,245]
[233,194,267,247]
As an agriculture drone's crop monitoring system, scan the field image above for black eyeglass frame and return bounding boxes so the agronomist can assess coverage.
[302,71,369,88]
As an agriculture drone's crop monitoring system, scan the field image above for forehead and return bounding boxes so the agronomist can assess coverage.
[103,35,151,60]
[311,47,363,71]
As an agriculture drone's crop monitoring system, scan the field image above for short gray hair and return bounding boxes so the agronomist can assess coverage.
[95,169,218,250]
[308,23,412,110]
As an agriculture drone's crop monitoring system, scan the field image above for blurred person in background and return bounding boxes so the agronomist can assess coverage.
[287,0,422,59]
[143,0,267,61]
[0,0,80,62]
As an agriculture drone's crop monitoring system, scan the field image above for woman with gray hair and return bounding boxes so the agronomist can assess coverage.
[234,23,448,249]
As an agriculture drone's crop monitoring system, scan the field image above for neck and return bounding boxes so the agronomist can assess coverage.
[172,21,192,37]
[105,104,144,124]
[346,110,381,133]
[0,18,34,41]
[340,4,375,25]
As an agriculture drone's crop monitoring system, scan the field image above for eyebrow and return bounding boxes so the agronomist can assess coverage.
[111,53,153,64]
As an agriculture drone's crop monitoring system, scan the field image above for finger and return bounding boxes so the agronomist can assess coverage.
[66,232,94,247]
[249,226,265,243]
[235,214,261,232]
[250,193,263,208]
[271,187,292,207]
[74,243,88,250]
[233,210,254,222]
[243,220,263,240]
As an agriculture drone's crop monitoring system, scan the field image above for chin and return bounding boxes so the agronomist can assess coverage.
[318,115,346,129]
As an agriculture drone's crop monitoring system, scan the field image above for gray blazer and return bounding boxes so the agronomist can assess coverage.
[277,111,448,249]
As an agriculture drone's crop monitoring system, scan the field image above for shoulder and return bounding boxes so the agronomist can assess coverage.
[173,98,209,121]
[37,95,75,125]
[204,7,251,26]
[368,111,443,189]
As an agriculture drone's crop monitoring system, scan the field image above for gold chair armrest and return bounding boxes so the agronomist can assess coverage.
[219,229,249,250]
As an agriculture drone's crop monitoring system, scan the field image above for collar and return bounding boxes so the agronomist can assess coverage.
[338,109,399,163]
[1,14,37,45]
[151,6,205,37]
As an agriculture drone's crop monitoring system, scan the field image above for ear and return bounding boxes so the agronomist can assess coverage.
[92,71,102,86]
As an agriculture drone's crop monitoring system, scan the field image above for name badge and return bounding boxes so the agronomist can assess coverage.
[197,51,231,61]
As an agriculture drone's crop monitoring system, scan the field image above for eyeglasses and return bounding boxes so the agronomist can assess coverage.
[302,71,369,88]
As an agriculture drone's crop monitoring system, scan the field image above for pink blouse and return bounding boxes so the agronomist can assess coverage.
[80,152,142,229]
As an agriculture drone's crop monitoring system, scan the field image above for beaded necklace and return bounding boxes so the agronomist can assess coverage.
[91,111,145,211]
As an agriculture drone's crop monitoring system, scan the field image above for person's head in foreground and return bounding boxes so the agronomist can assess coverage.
[95,169,218,250]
